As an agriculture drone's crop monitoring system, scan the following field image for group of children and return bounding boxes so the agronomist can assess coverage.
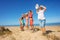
[19,4,47,35]
[19,10,34,31]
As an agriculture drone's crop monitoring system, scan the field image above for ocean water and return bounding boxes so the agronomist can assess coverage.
[0,23,60,27]
[46,23,60,26]
[34,23,60,26]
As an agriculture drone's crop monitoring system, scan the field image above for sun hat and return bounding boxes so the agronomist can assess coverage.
[35,4,39,9]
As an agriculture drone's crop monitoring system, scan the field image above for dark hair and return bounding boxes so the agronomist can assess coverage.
[21,17,23,20]
[40,7,44,10]
[29,10,32,12]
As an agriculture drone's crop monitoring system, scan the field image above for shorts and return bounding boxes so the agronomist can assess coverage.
[39,19,46,28]
[22,23,25,27]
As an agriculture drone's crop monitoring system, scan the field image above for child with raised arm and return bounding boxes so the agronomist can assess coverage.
[25,13,29,29]
[19,14,25,31]
[35,4,47,35]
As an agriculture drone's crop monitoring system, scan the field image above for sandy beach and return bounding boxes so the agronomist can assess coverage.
[0,26,60,40]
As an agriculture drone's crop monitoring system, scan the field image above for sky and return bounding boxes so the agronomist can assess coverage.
[0,0,60,25]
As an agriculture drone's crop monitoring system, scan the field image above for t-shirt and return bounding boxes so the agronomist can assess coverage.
[21,20,25,25]
[37,10,45,20]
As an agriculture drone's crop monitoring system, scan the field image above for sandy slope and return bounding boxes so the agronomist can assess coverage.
[0,26,60,40]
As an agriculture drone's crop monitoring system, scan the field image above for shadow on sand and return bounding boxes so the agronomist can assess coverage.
[46,30,55,34]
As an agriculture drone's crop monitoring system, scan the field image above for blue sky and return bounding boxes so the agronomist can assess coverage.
[0,0,60,25]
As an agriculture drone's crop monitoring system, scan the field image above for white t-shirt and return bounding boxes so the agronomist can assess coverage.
[37,10,45,20]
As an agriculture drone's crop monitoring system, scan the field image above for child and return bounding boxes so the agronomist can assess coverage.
[36,4,46,35]
[19,14,25,31]
[25,13,29,29]
[28,10,34,30]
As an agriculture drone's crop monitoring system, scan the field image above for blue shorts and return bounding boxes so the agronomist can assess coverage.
[39,19,46,28]
[22,23,25,27]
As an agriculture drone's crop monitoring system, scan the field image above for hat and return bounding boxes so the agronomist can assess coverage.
[35,4,39,9]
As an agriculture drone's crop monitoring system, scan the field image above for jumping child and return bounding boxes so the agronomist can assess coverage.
[19,14,25,31]
[29,10,34,30]
[25,13,29,29]
[36,4,47,35]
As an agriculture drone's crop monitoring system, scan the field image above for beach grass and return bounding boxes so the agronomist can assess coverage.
[0,26,60,40]
[0,27,12,36]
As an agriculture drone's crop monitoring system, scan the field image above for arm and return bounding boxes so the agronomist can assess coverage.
[43,6,46,11]
[36,8,39,14]
[40,5,46,11]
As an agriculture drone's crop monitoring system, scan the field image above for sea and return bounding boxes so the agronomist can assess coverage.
[0,23,60,27]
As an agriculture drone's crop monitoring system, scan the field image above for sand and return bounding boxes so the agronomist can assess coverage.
[0,26,60,40]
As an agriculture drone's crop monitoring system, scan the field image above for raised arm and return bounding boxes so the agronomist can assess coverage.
[36,8,39,14]
[43,6,46,11]
[40,5,46,11]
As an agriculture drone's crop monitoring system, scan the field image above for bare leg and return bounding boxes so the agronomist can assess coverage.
[30,25,34,30]
[41,27,46,33]
[20,26,24,31]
